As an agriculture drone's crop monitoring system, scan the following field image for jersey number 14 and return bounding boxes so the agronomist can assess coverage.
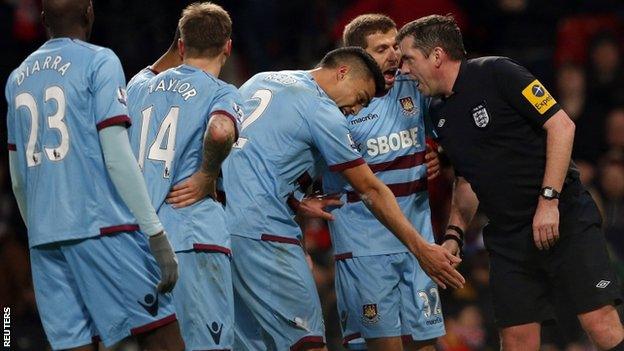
[137,105,179,178]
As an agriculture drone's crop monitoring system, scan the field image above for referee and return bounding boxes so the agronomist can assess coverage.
[397,15,624,351]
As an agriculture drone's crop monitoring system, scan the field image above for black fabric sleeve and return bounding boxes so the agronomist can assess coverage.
[492,57,561,127]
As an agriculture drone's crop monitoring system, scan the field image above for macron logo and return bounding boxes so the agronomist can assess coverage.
[138,293,159,317]
[596,280,611,289]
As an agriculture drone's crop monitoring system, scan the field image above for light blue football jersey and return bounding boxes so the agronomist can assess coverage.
[222,70,364,241]
[127,67,157,160]
[323,75,434,257]
[5,38,136,248]
[127,64,242,251]
[128,67,157,94]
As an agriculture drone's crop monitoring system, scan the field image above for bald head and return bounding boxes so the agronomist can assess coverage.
[42,0,93,39]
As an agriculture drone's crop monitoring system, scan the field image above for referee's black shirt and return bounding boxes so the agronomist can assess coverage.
[429,57,578,256]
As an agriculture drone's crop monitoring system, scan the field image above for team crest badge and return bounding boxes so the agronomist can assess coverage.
[399,96,417,116]
[471,101,490,128]
[362,304,379,324]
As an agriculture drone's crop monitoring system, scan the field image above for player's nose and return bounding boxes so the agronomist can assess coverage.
[388,48,399,63]
[400,60,410,74]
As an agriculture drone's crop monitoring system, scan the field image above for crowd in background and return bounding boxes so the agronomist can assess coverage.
[1,0,624,350]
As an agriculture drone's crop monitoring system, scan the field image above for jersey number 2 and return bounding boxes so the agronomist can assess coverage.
[234,89,272,149]
[138,106,179,178]
[15,87,69,167]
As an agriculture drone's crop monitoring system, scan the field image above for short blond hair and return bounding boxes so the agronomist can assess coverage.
[178,2,232,58]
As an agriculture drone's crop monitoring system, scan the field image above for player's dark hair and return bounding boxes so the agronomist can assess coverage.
[43,0,91,36]
[178,2,232,58]
[319,46,385,97]
[397,14,466,60]
[343,14,396,48]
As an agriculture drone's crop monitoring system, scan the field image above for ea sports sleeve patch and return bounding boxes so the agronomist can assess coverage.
[521,79,557,115]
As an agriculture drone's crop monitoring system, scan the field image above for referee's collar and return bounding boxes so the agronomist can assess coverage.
[450,59,468,94]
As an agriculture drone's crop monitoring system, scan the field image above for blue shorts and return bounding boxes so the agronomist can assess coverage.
[30,231,177,349]
[335,252,445,348]
[233,288,267,351]
[173,249,234,350]
[231,235,325,350]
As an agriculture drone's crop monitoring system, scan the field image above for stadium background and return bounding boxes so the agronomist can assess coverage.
[1,0,624,350]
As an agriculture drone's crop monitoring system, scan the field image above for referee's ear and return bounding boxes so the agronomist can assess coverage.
[433,47,445,68]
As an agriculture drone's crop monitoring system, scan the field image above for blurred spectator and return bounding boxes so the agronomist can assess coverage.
[439,305,486,351]
[554,14,621,67]
[331,0,468,44]
[600,158,624,260]
[560,62,610,164]
[605,107,624,158]
[586,32,624,108]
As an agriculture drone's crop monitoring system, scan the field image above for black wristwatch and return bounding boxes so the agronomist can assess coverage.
[540,186,560,200]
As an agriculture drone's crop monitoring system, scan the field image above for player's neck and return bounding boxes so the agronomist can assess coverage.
[309,67,332,94]
[48,28,88,41]
[151,50,182,74]
[183,56,223,78]
[442,60,462,98]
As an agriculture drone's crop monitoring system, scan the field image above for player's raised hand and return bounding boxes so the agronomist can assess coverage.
[166,171,217,208]
[416,243,464,289]
[532,198,560,250]
[297,194,343,221]
[148,231,179,293]
[425,143,440,180]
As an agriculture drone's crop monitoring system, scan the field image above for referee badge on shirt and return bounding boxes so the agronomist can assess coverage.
[471,100,490,128]
[399,96,418,116]
[362,303,379,324]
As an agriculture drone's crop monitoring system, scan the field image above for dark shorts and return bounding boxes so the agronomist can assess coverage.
[488,186,622,328]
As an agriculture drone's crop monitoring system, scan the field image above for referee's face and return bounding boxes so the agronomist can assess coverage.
[399,37,437,96]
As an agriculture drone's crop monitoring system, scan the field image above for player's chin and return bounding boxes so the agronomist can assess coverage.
[384,77,395,90]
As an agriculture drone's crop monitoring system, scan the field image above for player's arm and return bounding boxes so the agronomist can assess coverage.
[341,163,465,289]
[493,58,573,250]
[166,113,236,207]
[442,176,479,261]
[533,109,575,249]
[91,49,177,292]
[99,126,178,292]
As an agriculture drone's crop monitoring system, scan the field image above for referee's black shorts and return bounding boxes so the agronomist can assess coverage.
[487,181,622,328]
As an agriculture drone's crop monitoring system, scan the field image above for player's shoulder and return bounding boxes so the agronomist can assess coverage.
[468,56,523,73]
[393,73,418,85]
[128,67,157,89]
[65,39,118,62]
[252,70,316,93]
[390,73,420,95]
